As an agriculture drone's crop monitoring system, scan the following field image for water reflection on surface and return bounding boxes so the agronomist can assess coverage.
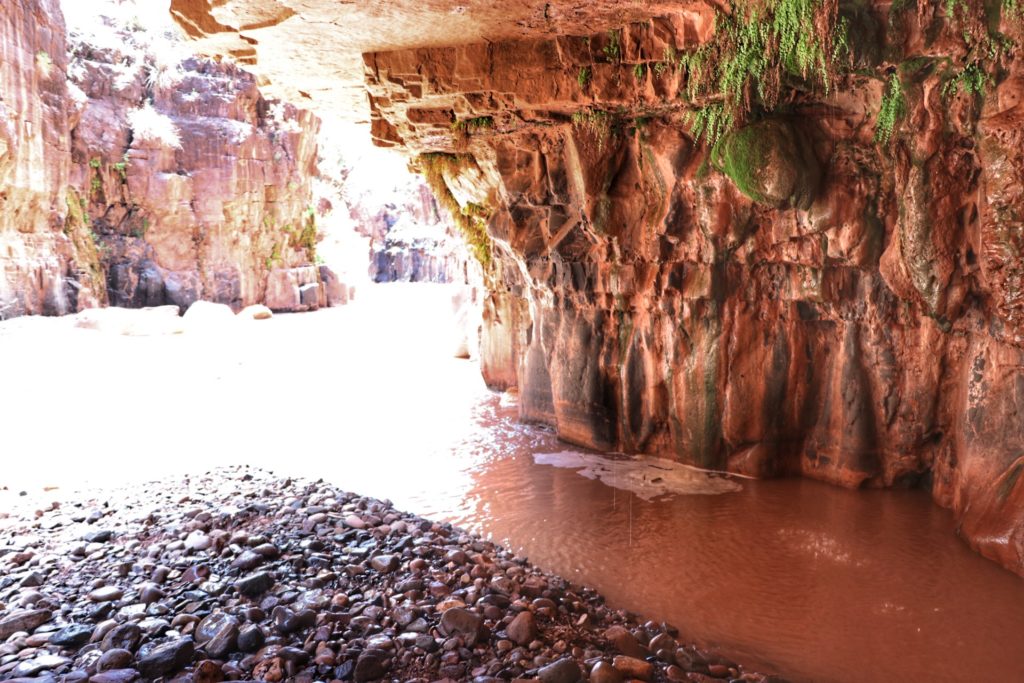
[410,392,1024,683]
[2,284,1023,682]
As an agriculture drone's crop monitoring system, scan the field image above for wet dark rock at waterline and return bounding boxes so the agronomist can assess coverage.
[0,467,781,682]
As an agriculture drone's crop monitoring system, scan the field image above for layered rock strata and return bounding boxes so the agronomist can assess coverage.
[0,0,104,319]
[1,0,336,318]
[367,185,473,284]
[67,13,322,311]
[166,0,706,121]
[352,6,1024,575]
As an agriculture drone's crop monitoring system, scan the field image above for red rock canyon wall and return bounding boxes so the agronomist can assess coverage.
[68,35,321,310]
[360,4,1024,575]
[1,0,330,317]
[2,0,1018,576]
[0,0,103,318]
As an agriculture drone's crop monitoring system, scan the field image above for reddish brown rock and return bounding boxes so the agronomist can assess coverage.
[612,654,654,681]
[0,0,1014,579]
[0,609,52,640]
[0,0,104,318]
[67,11,321,311]
[265,266,321,313]
[350,7,1024,577]
[167,0,703,121]
[2,0,330,318]
[603,625,647,660]
[506,610,538,646]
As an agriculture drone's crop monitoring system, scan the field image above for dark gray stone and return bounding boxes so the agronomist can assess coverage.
[237,624,264,653]
[538,658,582,683]
[100,623,142,652]
[234,571,274,598]
[49,623,94,648]
[137,637,195,679]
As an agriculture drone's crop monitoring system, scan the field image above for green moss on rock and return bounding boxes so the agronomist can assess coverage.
[413,153,493,269]
[711,119,821,210]
[64,187,107,301]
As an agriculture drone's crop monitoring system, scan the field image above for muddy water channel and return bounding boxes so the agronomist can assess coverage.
[3,284,1023,682]
[415,396,1024,682]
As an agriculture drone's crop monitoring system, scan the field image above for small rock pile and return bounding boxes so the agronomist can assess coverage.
[0,468,785,682]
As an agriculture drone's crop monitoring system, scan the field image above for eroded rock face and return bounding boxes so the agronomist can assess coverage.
[0,0,104,319]
[2,0,333,317]
[354,8,1024,574]
[368,185,471,284]
[67,16,321,311]
[265,265,351,312]
[167,0,705,122]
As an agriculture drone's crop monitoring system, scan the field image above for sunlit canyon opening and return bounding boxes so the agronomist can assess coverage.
[2,2,1024,683]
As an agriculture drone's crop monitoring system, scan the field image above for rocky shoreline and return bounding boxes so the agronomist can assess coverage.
[0,468,782,683]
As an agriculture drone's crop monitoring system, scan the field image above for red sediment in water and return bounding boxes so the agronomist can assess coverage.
[3,285,1023,682]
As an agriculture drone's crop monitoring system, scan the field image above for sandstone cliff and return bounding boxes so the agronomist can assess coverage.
[0,0,1012,577]
[365,183,473,284]
[65,3,323,310]
[1,0,337,318]
[355,2,1024,576]
[0,0,103,318]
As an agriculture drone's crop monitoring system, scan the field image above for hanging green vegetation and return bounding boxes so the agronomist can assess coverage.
[685,104,733,148]
[565,0,1024,158]
[677,0,849,140]
[571,109,614,152]
[297,207,318,263]
[942,62,991,97]
[265,243,283,270]
[874,72,906,144]
[603,29,622,63]
[450,116,494,148]
[64,188,106,297]
[413,153,493,269]
[577,66,591,89]
[945,0,966,17]
[939,0,1023,20]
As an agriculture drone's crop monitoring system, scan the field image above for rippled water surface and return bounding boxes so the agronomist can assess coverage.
[3,284,1023,682]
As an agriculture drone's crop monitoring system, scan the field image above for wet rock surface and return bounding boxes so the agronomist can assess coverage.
[351,5,1024,577]
[0,468,779,682]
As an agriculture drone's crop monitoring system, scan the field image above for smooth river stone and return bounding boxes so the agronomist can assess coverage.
[0,609,52,639]
[88,586,124,602]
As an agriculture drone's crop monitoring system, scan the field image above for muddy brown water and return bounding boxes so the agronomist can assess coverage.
[2,283,1023,682]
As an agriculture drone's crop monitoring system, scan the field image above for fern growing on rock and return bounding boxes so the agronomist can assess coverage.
[932,0,1023,101]
[413,153,493,269]
[685,104,733,147]
[678,0,849,143]
[942,62,991,98]
[874,72,906,144]
[572,109,614,152]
